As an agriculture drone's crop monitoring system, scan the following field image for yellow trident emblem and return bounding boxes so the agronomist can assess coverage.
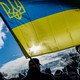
[0,0,26,20]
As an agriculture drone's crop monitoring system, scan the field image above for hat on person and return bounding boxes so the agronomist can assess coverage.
[29,58,41,67]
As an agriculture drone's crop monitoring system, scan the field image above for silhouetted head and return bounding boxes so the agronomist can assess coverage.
[55,70,63,76]
[29,58,41,70]
[75,45,80,54]
[45,68,51,74]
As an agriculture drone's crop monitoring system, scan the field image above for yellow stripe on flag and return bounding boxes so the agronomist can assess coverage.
[13,9,80,57]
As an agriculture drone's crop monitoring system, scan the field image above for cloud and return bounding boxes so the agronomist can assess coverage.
[0,18,9,49]
[0,18,6,49]
[0,56,29,79]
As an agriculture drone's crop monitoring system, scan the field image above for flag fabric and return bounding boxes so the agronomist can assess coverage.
[0,0,80,57]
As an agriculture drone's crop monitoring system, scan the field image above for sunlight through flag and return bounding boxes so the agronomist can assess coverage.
[29,44,42,54]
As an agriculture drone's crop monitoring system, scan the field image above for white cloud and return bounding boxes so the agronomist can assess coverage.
[0,18,6,49]
[0,56,29,79]
[5,27,9,33]
[0,18,9,49]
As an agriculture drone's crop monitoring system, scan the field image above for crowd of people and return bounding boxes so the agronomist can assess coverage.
[0,57,79,80]
[21,56,80,80]
[0,46,80,80]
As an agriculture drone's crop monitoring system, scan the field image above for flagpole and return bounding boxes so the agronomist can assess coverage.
[0,13,32,59]
[0,13,40,69]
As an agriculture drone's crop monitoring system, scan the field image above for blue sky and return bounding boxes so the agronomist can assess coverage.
[0,17,24,67]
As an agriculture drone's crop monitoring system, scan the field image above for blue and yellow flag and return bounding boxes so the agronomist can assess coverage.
[0,0,80,57]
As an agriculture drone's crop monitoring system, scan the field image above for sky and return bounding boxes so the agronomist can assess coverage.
[0,17,24,67]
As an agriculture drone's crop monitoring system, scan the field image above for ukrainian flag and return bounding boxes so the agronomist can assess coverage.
[0,0,80,57]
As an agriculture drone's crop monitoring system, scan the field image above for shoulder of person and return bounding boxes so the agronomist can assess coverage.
[21,76,30,80]
[41,72,56,80]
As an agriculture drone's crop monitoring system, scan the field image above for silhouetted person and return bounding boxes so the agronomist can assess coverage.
[75,45,80,79]
[45,67,54,77]
[63,62,78,80]
[22,58,56,80]
[18,73,24,80]
[54,70,63,80]
[45,68,52,74]
[0,72,4,80]
[76,45,80,54]
[54,70,71,80]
